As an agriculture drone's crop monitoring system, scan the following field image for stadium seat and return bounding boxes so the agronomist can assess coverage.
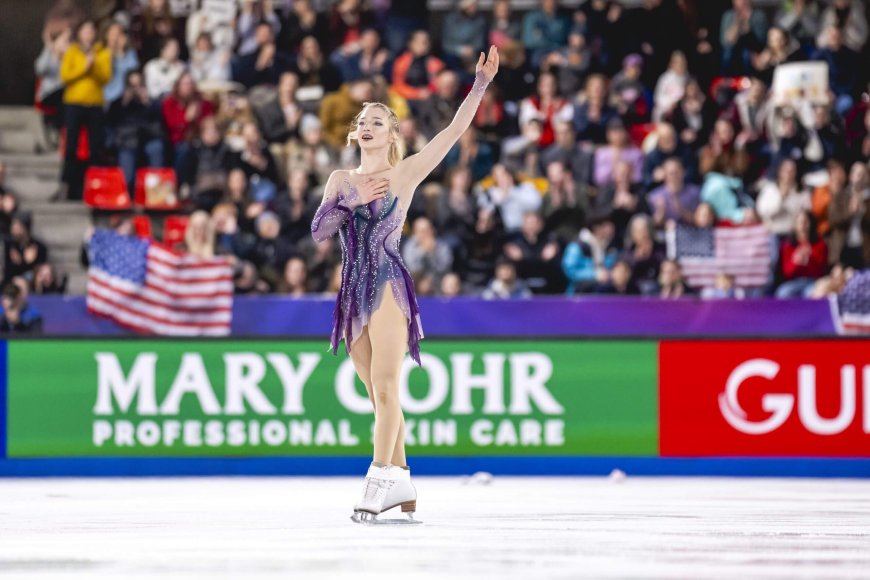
[134,167,180,209]
[83,167,132,210]
[630,123,656,148]
[162,215,189,251]
[58,127,90,161]
[132,215,154,239]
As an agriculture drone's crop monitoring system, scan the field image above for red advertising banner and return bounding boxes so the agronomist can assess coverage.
[660,340,870,457]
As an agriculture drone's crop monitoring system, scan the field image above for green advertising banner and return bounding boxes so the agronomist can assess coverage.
[6,340,658,457]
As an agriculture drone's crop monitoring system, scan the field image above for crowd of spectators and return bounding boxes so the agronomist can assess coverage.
[30,0,870,299]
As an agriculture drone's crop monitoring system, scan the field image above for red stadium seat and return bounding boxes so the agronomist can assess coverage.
[163,215,189,251]
[132,215,154,239]
[629,123,656,147]
[134,168,180,209]
[58,127,90,160]
[83,167,132,210]
[708,76,751,99]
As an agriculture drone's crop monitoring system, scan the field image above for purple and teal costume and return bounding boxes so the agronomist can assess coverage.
[311,179,424,365]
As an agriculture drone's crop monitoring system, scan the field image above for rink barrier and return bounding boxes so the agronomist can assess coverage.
[0,337,868,477]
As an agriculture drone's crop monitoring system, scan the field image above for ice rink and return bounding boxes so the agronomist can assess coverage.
[1,475,869,579]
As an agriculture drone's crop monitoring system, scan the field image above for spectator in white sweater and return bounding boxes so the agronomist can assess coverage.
[143,37,186,99]
[756,158,810,237]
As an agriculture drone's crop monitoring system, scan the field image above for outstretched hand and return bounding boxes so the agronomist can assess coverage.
[476,45,499,82]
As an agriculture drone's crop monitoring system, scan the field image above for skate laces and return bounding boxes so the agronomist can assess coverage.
[362,470,395,503]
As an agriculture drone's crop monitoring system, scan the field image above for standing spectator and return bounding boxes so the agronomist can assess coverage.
[749,26,802,85]
[35,26,71,136]
[402,216,454,284]
[477,164,542,233]
[3,213,48,284]
[0,281,43,334]
[666,77,716,150]
[143,37,185,99]
[593,118,643,188]
[828,161,870,268]
[811,159,848,238]
[189,32,231,84]
[103,22,139,106]
[521,0,570,67]
[482,258,533,299]
[610,53,649,126]
[236,0,281,57]
[699,118,751,180]
[489,0,522,50]
[107,70,165,193]
[561,217,619,295]
[652,51,689,123]
[812,26,861,114]
[573,74,618,145]
[756,158,811,237]
[648,158,701,227]
[391,30,445,106]
[658,258,691,298]
[519,71,573,148]
[777,211,828,297]
[817,0,868,52]
[775,0,821,49]
[442,0,488,71]
[719,0,768,75]
[58,19,111,201]
[162,72,215,180]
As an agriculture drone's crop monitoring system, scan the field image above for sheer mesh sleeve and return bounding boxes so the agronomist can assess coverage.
[310,178,363,243]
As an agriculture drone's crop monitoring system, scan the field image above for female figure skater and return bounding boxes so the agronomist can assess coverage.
[311,47,499,524]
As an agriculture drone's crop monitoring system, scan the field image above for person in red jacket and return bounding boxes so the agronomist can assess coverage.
[162,72,215,179]
[776,210,828,298]
[390,30,444,108]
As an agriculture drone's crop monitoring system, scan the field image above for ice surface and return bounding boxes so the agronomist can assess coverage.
[0,476,868,579]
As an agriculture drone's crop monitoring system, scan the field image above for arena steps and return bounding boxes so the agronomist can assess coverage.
[0,107,49,155]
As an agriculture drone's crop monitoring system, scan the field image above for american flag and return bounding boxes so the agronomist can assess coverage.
[837,270,870,334]
[87,229,234,336]
[667,223,772,288]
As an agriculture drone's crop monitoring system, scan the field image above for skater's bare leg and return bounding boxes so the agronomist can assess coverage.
[391,415,407,467]
[368,289,409,466]
[348,326,376,411]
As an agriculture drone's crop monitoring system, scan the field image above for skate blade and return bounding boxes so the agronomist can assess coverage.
[350,511,423,525]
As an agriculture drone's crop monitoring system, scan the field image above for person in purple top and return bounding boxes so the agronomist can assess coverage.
[648,158,701,227]
[311,46,499,524]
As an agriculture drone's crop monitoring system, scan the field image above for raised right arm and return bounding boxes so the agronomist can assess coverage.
[310,171,363,242]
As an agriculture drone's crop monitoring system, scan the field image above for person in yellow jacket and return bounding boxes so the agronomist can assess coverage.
[56,19,112,201]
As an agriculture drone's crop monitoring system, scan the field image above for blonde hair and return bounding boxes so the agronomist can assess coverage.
[346,102,406,167]
[184,210,216,260]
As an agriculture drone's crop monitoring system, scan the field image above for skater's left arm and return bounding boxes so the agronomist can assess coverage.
[396,47,499,189]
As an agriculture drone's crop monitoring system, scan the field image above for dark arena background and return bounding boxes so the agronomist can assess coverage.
[0,0,869,578]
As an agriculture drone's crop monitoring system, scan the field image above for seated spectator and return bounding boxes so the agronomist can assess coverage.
[472,84,508,144]
[775,0,820,49]
[648,158,701,227]
[769,107,809,172]
[418,69,462,140]
[285,114,338,186]
[183,210,216,260]
[482,258,533,299]
[610,54,650,126]
[439,272,463,297]
[500,118,544,176]
[216,89,256,153]
[561,217,619,295]
[828,161,870,268]
[442,0,488,71]
[521,0,570,67]
[652,51,689,123]
[817,0,868,52]
[0,280,43,334]
[250,211,294,289]
[719,0,768,75]
[250,71,303,145]
[642,122,698,191]
[595,259,640,295]
[0,178,19,236]
[811,159,848,238]
[541,160,585,245]
[35,25,71,137]
[489,0,522,50]
[296,233,341,294]
[235,0,281,57]
[444,126,496,183]
[477,164,542,232]
[592,160,645,247]
[234,259,268,294]
[658,258,691,298]
[573,74,618,145]
[330,27,391,82]
[144,37,185,99]
[541,122,594,186]
[805,104,847,174]
[32,263,67,295]
[271,168,315,245]
[186,1,236,57]
[276,256,309,297]
[756,158,810,237]
[503,210,563,294]
[235,22,293,89]
[776,210,828,297]
[189,32,231,84]
[456,207,505,293]
[519,71,574,148]
[701,172,755,225]
[391,30,445,106]
[327,0,377,54]
[806,262,855,298]
[749,26,802,85]
[293,35,342,99]
[846,106,870,166]
[107,70,165,193]
[436,166,476,251]
[402,216,453,284]
[812,26,861,114]
[320,77,374,149]
[236,122,280,200]
[728,77,772,157]
[593,118,643,188]
[133,0,179,63]
[3,213,48,284]
[545,28,591,98]
[162,72,215,179]
[701,272,746,299]
[699,118,751,180]
[493,40,536,104]
[103,22,139,107]
[665,77,715,150]
[212,202,255,260]
[183,117,233,210]
[622,214,665,295]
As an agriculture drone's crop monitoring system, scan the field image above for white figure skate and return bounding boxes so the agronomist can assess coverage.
[351,464,421,525]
